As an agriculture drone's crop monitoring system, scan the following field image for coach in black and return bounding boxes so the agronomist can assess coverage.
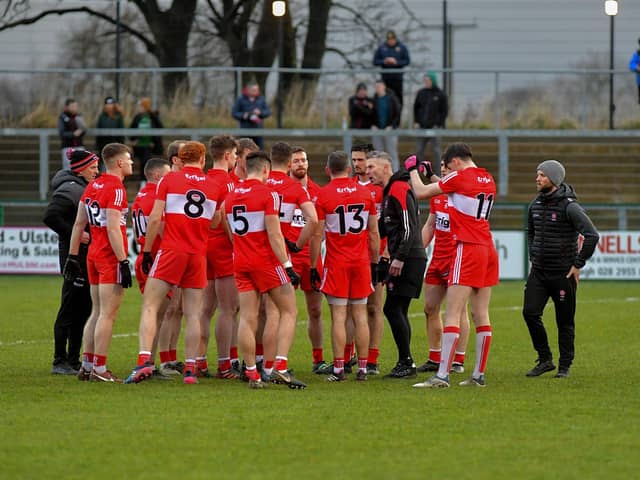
[523,160,599,378]
[367,151,427,379]
[43,149,99,374]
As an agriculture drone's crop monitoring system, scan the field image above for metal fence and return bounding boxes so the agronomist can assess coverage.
[1,66,638,129]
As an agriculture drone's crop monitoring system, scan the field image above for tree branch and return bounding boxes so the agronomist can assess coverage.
[331,3,378,39]
[325,47,355,68]
[0,6,156,55]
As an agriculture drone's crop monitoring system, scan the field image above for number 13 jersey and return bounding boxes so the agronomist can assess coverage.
[439,167,496,246]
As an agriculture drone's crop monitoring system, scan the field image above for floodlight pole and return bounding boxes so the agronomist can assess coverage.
[609,12,615,130]
[115,0,121,102]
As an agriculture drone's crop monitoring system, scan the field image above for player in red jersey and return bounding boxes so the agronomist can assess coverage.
[225,150,303,389]
[131,158,172,378]
[154,140,188,375]
[198,134,240,379]
[124,141,226,385]
[407,142,497,388]
[65,143,133,382]
[312,151,380,382]
[231,137,258,183]
[417,158,470,375]
[261,142,318,381]
[288,145,328,374]
[350,143,388,375]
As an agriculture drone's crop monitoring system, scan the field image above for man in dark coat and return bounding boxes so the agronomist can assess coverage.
[413,72,449,176]
[43,149,99,374]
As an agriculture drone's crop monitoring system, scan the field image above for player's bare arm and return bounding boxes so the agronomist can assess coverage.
[265,213,289,265]
[408,169,443,200]
[106,208,127,261]
[309,219,324,267]
[68,202,89,256]
[293,200,318,249]
[143,199,165,253]
[422,213,436,247]
[367,215,381,263]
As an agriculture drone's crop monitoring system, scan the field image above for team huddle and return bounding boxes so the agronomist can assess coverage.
[61,136,500,389]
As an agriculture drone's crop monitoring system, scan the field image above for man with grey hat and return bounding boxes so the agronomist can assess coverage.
[522,160,599,379]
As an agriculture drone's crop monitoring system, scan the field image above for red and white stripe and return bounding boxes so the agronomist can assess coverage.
[451,243,464,284]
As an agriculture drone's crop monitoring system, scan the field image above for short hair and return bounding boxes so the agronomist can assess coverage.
[208,134,238,160]
[291,145,306,155]
[270,141,292,167]
[167,140,187,159]
[237,138,259,156]
[144,157,171,180]
[101,143,131,166]
[442,142,473,165]
[65,98,76,107]
[246,150,271,174]
[327,151,350,174]
[178,141,206,165]
[351,143,373,154]
[367,150,392,164]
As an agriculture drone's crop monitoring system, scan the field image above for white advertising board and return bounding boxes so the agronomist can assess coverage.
[580,231,640,280]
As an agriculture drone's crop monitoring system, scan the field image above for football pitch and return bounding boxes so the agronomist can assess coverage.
[0,275,638,480]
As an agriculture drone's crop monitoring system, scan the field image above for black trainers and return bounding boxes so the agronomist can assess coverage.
[416,360,439,373]
[51,362,78,375]
[554,367,570,378]
[312,361,332,375]
[526,358,556,377]
[366,363,380,375]
[384,361,417,379]
[270,370,307,389]
[326,370,347,382]
[356,369,368,382]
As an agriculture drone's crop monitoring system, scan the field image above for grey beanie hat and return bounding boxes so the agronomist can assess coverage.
[537,159,565,186]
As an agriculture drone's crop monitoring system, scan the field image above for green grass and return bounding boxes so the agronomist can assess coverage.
[1,276,639,479]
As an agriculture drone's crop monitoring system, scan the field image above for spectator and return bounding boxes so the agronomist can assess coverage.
[95,96,125,161]
[57,98,87,169]
[373,30,410,110]
[413,72,449,176]
[628,38,640,103]
[129,97,164,180]
[232,83,271,149]
[372,80,401,170]
[348,82,375,129]
[43,149,99,375]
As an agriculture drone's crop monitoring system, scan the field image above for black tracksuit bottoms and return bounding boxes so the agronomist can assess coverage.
[522,267,577,369]
[53,276,92,367]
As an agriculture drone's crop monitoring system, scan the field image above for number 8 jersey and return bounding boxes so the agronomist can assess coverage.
[155,166,224,255]
[438,167,496,246]
[81,173,128,262]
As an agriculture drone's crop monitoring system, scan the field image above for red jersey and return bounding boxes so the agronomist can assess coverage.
[206,168,235,247]
[229,169,242,185]
[289,177,321,258]
[225,178,281,270]
[358,178,388,256]
[155,166,224,255]
[266,170,311,242]
[131,182,161,255]
[429,194,455,260]
[81,173,128,262]
[316,177,377,265]
[438,167,496,246]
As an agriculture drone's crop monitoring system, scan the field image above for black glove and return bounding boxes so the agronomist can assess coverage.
[141,252,154,275]
[63,254,82,281]
[377,257,390,284]
[285,238,301,253]
[370,263,378,284]
[419,160,434,178]
[286,266,301,287]
[310,267,322,292]
[119,259,132,288]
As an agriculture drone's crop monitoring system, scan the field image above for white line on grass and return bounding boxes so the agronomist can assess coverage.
[2,297,638,347]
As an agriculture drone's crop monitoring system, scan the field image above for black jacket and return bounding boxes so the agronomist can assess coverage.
[413,86,448,128]
[129,111,164,155]
[527,184,599,272]
[43,170,90,271]
[373,91,401,129]
[381,171,427,262]
[57,111,85,148]
[95,111,125,153]
[348,95,375,129]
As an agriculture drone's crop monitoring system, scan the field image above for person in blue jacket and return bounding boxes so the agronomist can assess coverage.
[373,30,411,110]
[628,38,640,103]
[232,83,272,149]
